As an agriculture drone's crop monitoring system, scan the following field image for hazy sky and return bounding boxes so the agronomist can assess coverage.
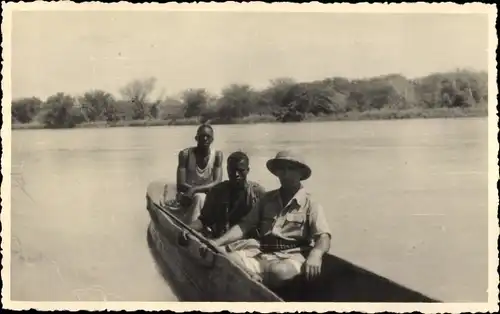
[11,10,489,100]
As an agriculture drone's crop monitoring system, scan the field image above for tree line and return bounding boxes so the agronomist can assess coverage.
[11,69,488,128]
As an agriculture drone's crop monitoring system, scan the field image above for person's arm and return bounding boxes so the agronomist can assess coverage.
[303,201,332,280]
[310,234,331,256]
[176,150,191,193]
[308,202,332,256]
[213,195,262,247]
[212,225,245,247]
[190,151,224,194]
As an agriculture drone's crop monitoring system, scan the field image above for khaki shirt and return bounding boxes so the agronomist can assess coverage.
[239,187,331,257]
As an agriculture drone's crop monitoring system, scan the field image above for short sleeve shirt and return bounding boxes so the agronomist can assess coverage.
[239,187,332,246]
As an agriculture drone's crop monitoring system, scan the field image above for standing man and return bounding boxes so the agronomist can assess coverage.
[188,151,266,239]
[174,124,223,223]
[211,151,332,289]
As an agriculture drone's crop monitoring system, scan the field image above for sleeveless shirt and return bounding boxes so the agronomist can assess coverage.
[184,147,217,186]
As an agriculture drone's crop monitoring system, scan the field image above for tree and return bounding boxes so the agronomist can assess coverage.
[158,97,185,120]
[437,78,476,108]
[181,88,212,118]
[323,77,352,94]
[119,77,157,120]
[279,82,337,118]
[413,75,445,108]
[12,97,42,123]
[215,84,259,122]
[40,93,78,128]
[414,70,487,108]
[149,102,159,119]
[258,77,297,114]
[78,90,117,122]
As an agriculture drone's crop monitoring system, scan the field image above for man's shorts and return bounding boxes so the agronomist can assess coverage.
[228,249,304,278]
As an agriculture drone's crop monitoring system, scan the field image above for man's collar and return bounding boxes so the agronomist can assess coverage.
[291,187,307,207]
[273,185,307,208]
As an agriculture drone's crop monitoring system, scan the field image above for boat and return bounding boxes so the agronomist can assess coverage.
[145,180,440,302]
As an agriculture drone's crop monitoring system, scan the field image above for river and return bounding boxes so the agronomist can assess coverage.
[10,117,489,302]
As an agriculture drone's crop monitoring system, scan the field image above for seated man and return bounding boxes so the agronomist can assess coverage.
[189,151,266,239]
[212,150,332,289]
[172,124,223,223]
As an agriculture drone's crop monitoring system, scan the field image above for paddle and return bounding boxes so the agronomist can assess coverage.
[153,199,226,256]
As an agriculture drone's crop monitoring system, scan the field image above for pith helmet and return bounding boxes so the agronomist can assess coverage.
[266,150,312,181]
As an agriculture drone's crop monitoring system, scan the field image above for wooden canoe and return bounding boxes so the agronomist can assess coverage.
[145,181,440,302]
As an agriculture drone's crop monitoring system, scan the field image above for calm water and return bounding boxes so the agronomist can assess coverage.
[10,118,488,302]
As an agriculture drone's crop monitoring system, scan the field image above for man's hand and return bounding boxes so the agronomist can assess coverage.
[185,187,198,198]
[304,249,323,281]
[198,237,221,258]
[181,229,190,240]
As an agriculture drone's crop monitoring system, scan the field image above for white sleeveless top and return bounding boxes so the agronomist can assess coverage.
[185,147,217,186]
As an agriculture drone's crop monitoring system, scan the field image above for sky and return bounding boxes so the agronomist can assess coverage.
[11,10,490,101]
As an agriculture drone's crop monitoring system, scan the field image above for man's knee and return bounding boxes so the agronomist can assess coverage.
[181,193,206,223]
[265,261,301,288]
[228,251,251,268]
[227,251,245,265]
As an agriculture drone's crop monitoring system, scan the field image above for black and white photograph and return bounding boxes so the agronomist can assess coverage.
[2,2,498,312]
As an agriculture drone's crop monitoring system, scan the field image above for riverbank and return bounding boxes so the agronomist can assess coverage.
[12,106,488,130]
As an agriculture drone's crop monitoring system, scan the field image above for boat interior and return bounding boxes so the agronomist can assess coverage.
[147,215,439,303]
[146,181,440,302]
[269,253,439,302]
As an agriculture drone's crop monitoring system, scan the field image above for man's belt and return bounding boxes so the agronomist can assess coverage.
[259,235,307,253]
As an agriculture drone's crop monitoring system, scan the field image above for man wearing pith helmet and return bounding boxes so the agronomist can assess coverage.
[212,150,332,288]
